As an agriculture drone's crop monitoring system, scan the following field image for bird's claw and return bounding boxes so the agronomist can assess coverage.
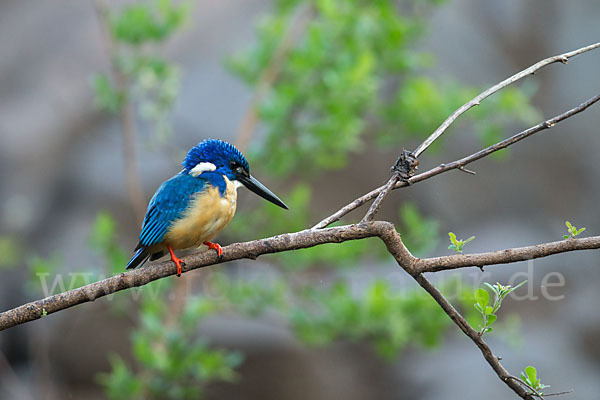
[168,246,185,277]
[204,241,223,258]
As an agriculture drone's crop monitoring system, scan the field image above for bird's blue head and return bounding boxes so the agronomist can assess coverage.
[182,139,288,209]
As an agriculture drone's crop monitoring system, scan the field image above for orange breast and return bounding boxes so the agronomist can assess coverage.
[162,177,238,250]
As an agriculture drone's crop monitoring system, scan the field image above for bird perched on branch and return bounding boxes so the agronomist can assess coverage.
[126,139,288,276]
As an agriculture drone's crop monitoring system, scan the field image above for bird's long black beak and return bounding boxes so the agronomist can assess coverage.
[237,174,288,209]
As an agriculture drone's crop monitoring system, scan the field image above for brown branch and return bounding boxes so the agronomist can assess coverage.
[377,228,539,399]
[360,174,400,223]
[313,92,600,229]
[410,273,535,399]
[412,41,600,157]
[417,235,600,273]
[0,222,391,332]
[2,221,598,331]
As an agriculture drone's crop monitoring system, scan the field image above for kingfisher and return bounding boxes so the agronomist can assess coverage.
[126,139,288,276]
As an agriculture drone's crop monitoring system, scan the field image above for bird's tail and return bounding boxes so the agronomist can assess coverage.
[126,246,151,270]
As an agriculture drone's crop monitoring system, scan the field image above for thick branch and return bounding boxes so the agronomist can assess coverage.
[0,222,392,332]
[3,219,599,334]
[313,92,600,229]
[417,235,600,273]
[412,41,600,157]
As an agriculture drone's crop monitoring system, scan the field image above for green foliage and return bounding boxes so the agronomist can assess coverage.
[398,203,439,256]
[26,253,63,294]
[447,232,475,254]
[90,211,130,275]
[92,73,123,112]
[290,279,472,358]
[563,220,586,239]
[92,0,188,141]
[100,298,243,400]
[521,366,549,395]
[109,0,190,45]
[229,1,538,177]
[474,281,526,335]
[0,236,20,269]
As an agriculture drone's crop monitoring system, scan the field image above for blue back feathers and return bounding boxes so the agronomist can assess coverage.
[137,172,206,248]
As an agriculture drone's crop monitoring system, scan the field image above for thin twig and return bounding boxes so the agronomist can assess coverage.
[313,92,600,229]
[412,42,600,157]
[360,175,400,223]
[409,273,534,399]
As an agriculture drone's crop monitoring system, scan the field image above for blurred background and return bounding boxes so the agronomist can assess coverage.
[1,0,599,399]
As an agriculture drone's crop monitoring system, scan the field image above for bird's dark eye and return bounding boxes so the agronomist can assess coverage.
[229,161,246,175]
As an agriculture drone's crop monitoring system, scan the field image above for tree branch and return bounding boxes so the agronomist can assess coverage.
[0,222,391,332]
[412,41,600,157]
[2,221,598,333]
[417,235,600,273]
[313,92,600,229]
[410,273,536,399]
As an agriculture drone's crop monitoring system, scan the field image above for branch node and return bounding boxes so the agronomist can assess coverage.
[545,121,556,128]
[559,56,569,64]
[477,265,485,272]
[391,149,420,181]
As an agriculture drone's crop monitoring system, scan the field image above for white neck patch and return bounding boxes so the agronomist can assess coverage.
[233,180,243,189]
[190,162,217,177]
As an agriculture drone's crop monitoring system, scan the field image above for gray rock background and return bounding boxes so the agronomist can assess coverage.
[1,1,599,399]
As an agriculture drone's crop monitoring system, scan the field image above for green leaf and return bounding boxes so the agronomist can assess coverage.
[464,236,475,244]
[509,280,527,293]
[91,73,122,113]
[475,288,489,309]
[486,314,497,326]
[565,221,572,229]
[525,366,538,385]
[448,232,457,244]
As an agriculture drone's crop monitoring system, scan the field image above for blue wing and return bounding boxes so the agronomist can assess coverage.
[136,172,207,249]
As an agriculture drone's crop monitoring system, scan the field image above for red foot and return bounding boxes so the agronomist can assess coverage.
[168,246,185,277]
[203,241,223,257]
